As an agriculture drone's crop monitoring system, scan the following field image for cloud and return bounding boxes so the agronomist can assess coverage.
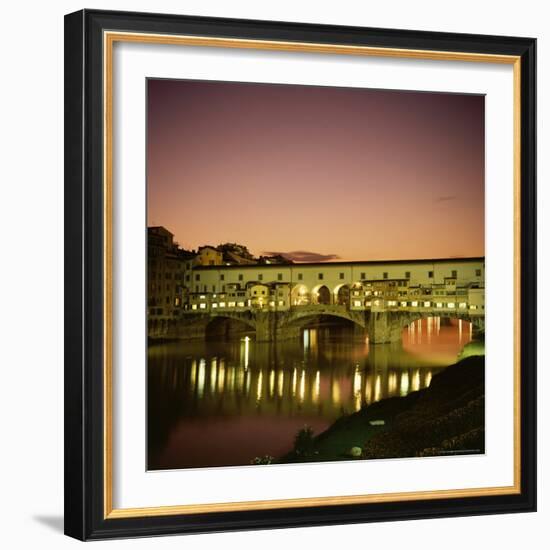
[434,195,458,203]
[263,250,341,263]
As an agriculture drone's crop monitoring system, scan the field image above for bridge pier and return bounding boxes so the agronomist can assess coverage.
[368,311,403,344]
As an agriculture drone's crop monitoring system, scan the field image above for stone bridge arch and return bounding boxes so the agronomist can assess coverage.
[397,311,484,333]
[205,312,257,339]
[279,305,367,329]
[271,305,369,341]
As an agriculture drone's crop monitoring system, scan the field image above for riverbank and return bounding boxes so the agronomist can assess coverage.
[279,354,485,464]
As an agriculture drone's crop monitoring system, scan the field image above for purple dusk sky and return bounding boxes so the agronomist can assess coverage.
[147,79,484,262]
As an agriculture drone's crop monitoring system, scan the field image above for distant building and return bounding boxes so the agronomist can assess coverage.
[147,226,194,336]
[195,246,223,266]
[216,243,257,265]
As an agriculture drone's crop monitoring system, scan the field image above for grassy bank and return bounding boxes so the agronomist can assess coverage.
[279,355,485,464]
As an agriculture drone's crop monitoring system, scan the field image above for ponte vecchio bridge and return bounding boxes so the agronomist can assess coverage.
[150,257,485,344]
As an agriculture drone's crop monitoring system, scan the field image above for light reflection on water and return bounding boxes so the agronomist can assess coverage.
[148,318,472,470]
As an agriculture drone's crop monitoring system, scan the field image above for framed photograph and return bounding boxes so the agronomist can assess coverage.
[64,9,536,540]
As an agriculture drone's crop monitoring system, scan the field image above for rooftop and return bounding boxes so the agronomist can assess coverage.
[191,257,485,270]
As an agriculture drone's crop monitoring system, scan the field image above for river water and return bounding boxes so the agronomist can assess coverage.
[148,317,473,470]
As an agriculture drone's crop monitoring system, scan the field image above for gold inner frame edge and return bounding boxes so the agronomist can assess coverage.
[103,30,522,519]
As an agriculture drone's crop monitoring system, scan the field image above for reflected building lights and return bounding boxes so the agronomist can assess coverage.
[332,380,341,404]
[243,336,250,369]
[245,369,251,395]
[425,371,432,387]
[374,374,381,402]
[353,366,362,410]
[412,369,420,391]
[310,329,318,350]
[153,315,470,439]
[217,360,226,392]
[365,378,372,405]
[190,359,197,388]
[277,370,284,398]
[256,371,263,403]
[299,369,306,403]
[269,369,275,397]
[353,367,362,395]
[210,358,217,393]
[388,372,397,395]
[197,359,206,397]
[400,371,409,396]
[313,370,320,403]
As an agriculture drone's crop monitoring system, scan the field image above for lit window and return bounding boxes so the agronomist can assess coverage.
[269,301,275,307]
[353,300,362,307]
[424,301,430,307]
[373,300,380,306]
[212,303,218,308]
[436,302,443,308]
[401,301,407,307]
[411,301,418,307]
[278,300,285,307]
[199,303,206,309]
[237,301,245,307]
[366,301,372,307]
[448,303,455,309]
[199,295,206,299]
[470,305,478,310]
[228,302,236,307]
[219,302,226,308]
[191,304,198,310]
[459,302,467,309]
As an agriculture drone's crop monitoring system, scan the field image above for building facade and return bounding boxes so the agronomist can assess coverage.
[147,227,194,335]
[182,258,484,315]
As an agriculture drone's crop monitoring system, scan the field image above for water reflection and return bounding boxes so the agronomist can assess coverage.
[148,317,472,470]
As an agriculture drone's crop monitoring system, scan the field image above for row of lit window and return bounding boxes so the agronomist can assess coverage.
[191,300,287,310]
[351,300,479,310]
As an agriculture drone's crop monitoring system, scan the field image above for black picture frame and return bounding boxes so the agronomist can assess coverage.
[64,9,537,541]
